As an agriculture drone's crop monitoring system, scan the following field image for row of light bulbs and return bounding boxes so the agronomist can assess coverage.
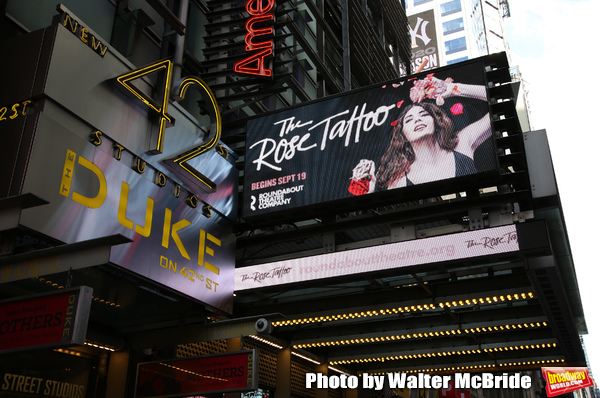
[329,342,558,365]
[294,322,548,349]
[274,292,536,328]
[161,362,227,382]
[35,277,121,307]
[249,335,325,366]
[369,358,565,376]
[85,341,117,352]
[249,334,284,350]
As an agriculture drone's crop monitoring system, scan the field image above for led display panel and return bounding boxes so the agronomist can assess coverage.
[234,221,550,291]
[235,224,518,291]
[243,60,497,221]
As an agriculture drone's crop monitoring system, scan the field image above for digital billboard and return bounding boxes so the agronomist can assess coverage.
[235,225,518,291]
[234,221,551,291]
[243,60,496,221]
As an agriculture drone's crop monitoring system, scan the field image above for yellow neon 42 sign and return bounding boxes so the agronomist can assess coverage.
[116,60,222,192]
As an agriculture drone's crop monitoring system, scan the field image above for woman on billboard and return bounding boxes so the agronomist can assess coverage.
[348,74,492,195]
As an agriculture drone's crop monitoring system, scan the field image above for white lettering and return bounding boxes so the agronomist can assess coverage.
[249,103,396,172]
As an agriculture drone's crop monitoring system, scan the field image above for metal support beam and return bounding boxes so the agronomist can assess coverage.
[341,0,351,91]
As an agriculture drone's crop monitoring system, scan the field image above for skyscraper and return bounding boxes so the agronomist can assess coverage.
[406,0,511,69]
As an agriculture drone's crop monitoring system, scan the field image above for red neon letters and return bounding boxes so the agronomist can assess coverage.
[234,0,275,77]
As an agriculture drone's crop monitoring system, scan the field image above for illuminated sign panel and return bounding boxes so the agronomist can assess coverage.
[234,0,275,77]
[0,287,92,354]
[235,225,518,291]
[1,7,237,313]
[542,367,594,397]
[135,350,258,397]
[243,60,496,221]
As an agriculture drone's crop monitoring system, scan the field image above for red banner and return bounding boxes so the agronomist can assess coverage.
[0,287,91,353]
[136,350,257,397]
[542,367,594,397]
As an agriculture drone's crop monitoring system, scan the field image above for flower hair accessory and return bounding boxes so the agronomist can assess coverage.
[409,74,456,105]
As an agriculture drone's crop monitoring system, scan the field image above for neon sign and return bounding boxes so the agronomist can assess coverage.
[116,60,223,192]
[234,0,275,77]
[59,11,108,57]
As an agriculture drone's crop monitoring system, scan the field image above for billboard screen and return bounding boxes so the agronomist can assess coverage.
[243,60,496,220]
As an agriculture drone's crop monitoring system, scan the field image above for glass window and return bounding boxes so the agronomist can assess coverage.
[448,56,468,65]
[414,0,433,5]
[440,0,462,16]
[445,37,466,54]
[442,18,464,35]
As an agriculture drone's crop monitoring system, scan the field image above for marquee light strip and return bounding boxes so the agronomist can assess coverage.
[368,358,566,376]
[248,334,284,350]
[85,341,117,352]
[329,342,558,365]
[34,277,121,308]
[293,321,548,349]
[275,292,536,327]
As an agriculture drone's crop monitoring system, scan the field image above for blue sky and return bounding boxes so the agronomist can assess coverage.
[504,0,600,376]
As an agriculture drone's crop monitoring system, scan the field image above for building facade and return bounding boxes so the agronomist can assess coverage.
[0,1,592,398]
[405,0,511,69]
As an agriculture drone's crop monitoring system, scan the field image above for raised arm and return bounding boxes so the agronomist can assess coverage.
[455,113,493,158]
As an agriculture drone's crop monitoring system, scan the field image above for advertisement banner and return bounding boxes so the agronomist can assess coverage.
[0,287,92,354]
[542,367,594,397]
[406,9,439,73]
[135,350,258,397]
[235,225,517,291]
[243,60,496,221]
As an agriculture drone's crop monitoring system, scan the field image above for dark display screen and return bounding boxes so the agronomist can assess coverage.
[243,60,496,220]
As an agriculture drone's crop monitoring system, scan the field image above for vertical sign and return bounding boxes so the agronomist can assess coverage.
[406,9,439,73]
[234,0,276,77]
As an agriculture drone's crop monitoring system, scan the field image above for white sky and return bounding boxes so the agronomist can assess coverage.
[503,0,600,375]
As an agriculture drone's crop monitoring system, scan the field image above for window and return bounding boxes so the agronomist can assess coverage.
[445,37,466,54]
[414,0,433,5]
[440,0,462,16]
[442,18,464,35]
[448,56,468,65]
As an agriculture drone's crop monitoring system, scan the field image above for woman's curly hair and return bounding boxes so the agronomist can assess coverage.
[375,102,457,190]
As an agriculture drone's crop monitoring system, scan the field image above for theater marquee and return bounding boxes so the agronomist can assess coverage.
[235,221,551,290]
[235,225,520,291]
[0,6,238,313]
